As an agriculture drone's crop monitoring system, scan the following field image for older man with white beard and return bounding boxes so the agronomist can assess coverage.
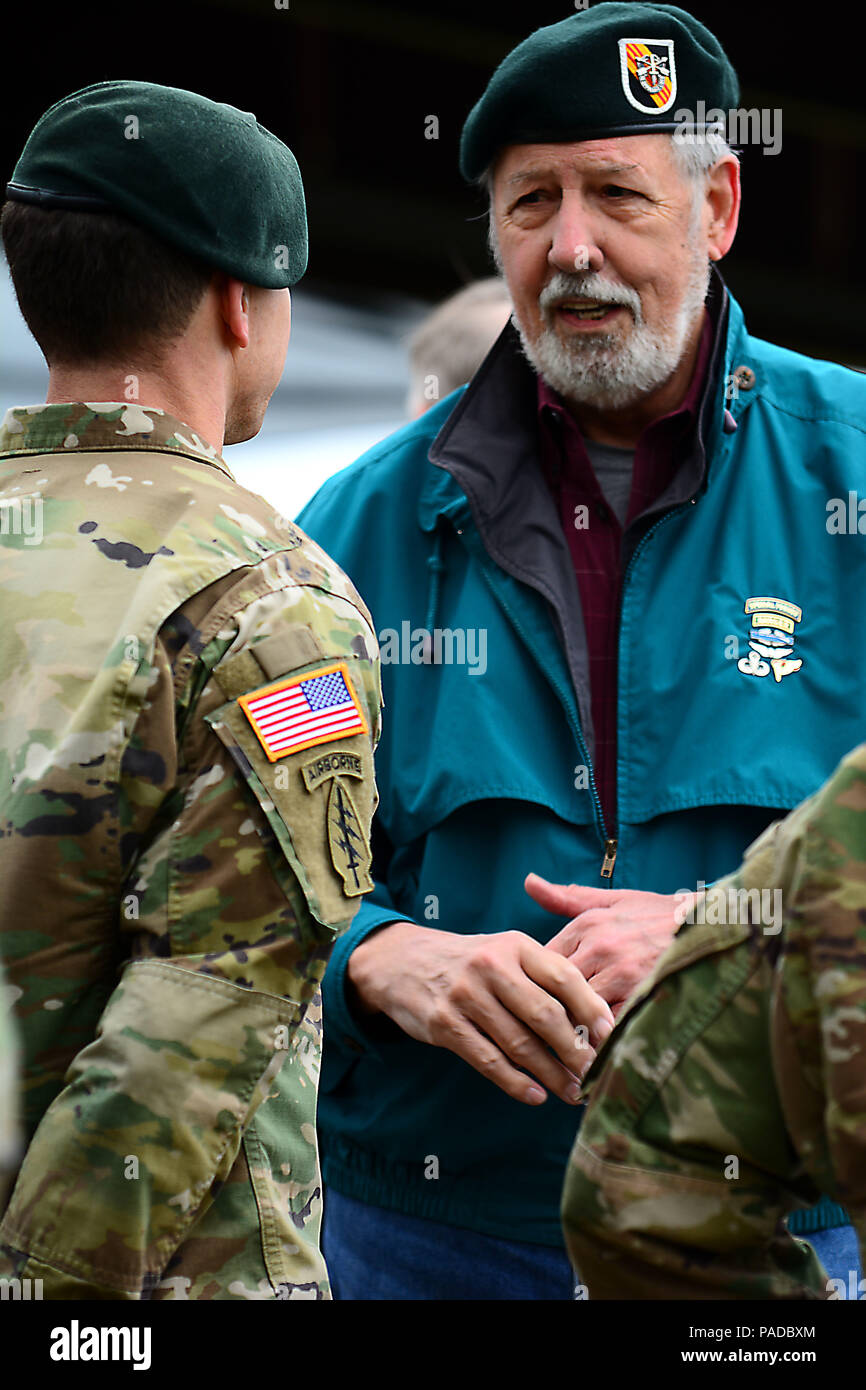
[298,3,866,1300]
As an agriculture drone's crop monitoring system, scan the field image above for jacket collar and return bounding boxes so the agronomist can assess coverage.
[0,402,233,478]
[418,267,750,764]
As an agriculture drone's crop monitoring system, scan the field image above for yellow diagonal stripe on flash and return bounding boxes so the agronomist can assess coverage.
[626,42,671,108]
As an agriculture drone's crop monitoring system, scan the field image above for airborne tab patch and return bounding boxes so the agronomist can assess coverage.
[238,661,368,761]
[302,751,364,791]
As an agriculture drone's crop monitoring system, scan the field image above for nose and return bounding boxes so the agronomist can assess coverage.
[548,194,603,276]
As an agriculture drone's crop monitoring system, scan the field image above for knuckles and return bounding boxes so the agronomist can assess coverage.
[465,931,524,976]
[523,1000,562,1035]
[426,1001,456,1043]
[475,1049,504,1080]
[448,973,475,1008]
[504,1032,539,1064]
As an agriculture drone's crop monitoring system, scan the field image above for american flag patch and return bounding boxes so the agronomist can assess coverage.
[238,662,368,762]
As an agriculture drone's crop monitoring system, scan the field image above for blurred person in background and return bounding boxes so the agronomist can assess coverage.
[407,277,512,417]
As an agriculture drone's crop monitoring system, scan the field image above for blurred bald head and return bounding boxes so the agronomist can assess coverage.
[407,277,512,417]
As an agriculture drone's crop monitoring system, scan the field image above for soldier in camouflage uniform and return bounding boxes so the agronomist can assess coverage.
[0,84,381,1298]
[561,743,866,1299]
[0,960,21,1215]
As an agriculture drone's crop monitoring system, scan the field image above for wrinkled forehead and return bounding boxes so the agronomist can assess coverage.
[492,132,679,189]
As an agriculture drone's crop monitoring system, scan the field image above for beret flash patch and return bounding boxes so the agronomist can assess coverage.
[618,38,677,114]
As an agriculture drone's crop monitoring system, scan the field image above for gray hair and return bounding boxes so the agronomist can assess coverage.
[669,128,736,182]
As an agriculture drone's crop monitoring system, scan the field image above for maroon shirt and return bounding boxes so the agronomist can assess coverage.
[537,312,713,834]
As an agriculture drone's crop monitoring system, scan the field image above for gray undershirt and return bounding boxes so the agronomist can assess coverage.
[583,438,635,529]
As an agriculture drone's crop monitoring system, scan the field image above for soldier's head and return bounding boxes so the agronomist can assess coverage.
[460,4,742,416]
[1,81,308,444]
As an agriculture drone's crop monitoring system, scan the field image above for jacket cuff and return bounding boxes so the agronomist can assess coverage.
[323,902,417,1058]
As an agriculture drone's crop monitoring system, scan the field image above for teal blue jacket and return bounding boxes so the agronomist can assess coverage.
[297,276,866,1246]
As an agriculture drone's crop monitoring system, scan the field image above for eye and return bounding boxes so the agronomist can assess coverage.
[513,190,544,207]
[602,184,639,199]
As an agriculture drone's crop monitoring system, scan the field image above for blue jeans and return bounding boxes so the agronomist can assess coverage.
[806,1225,863,1299]
[322,1189,575,1300]
[323,1190,863,1300]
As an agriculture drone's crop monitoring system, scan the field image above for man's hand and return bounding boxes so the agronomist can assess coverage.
[347,922,615,1107]
[525,874,692,1016]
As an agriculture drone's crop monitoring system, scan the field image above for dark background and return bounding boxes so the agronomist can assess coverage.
[2,0,863,364]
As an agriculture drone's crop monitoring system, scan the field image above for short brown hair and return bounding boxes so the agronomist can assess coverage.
[1,201,213,365]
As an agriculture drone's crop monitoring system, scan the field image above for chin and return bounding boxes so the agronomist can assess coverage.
[224,409,266,447]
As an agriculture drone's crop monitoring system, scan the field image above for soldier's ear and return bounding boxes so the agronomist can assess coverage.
[215,274,251,350]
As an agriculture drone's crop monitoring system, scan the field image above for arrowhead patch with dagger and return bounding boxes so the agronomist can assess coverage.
[302,752,373,895]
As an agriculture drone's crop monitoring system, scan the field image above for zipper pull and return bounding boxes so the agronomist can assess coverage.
[600,839,618,879]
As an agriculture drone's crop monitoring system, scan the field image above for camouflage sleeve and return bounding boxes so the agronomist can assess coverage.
[561,797,835,1299]
[0,960,21,1214]
[773,748,866,1277]
[0,555,381,1298]
[0,963,295,1297]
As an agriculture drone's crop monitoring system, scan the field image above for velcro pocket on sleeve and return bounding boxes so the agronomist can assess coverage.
[0,960,297,1295]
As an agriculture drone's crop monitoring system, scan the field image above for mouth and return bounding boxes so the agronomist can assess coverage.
[554,300,625,328]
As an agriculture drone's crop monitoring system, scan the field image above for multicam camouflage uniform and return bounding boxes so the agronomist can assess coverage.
[561,743,866,1299]
[0,403,382,1299]
[0,957,21,1213]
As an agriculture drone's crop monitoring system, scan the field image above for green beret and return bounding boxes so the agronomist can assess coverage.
[460,2,739,181]
[5,80,307,288]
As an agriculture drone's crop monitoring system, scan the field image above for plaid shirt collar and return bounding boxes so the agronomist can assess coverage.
[537,305,715,524]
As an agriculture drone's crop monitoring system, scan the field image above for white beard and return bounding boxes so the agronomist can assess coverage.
[513,246,711,411]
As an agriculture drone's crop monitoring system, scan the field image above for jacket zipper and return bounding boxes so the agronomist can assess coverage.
[472,561,613,877]
[469,500,692,882]
[611,501,694,878]
[600,839,618,878]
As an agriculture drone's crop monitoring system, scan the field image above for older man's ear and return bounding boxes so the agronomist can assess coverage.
[704,154,741,262]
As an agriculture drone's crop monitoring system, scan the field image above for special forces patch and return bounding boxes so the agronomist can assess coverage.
[302,753,373,895]
[618,38,677,114]
[238,662,368,761]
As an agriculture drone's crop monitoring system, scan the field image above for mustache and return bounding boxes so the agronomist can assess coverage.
[538,272,642,320]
